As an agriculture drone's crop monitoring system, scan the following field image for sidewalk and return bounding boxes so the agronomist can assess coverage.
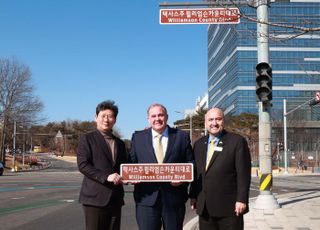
[184,191,320,230]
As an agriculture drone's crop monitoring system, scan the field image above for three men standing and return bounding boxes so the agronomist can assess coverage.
[77,102,251,230]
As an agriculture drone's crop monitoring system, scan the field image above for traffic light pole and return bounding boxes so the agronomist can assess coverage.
[283,95,319,175]
[253,0,280,210]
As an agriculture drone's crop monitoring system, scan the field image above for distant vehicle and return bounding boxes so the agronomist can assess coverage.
[0,162,4,176]
[33,146,42,153]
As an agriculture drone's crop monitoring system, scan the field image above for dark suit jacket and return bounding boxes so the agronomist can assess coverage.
[77,130,127,207]
[129,126,193,207]
[190,130,251,217]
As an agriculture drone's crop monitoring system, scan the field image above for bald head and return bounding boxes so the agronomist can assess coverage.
[205,108,225,136]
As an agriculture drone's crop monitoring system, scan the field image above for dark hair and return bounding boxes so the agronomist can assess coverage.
[96,100,119,118]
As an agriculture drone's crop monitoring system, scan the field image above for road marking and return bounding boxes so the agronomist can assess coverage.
[60,199,75,203]
[0,200,65,216]
[11,197,25,200]
[0,185,80,192]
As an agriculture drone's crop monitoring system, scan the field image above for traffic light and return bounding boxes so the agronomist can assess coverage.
[256,62,272,102]
[309,92,320,106]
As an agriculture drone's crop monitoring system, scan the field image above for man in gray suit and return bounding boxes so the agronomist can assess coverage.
[77,100,127,230]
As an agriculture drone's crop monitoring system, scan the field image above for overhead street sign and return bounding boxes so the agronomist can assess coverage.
[160,8,240,25]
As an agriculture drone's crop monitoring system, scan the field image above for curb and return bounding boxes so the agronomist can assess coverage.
[184,190,320,230]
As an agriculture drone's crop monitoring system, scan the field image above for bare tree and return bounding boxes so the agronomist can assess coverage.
[0,58,44,165]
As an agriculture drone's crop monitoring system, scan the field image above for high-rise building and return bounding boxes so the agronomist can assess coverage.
[207,0,320,165]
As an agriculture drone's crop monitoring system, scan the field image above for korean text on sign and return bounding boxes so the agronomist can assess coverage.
[120,163,194,182]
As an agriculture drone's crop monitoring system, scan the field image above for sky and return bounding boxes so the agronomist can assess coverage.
[0,0,208,139]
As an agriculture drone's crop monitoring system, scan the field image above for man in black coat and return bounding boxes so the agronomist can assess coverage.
[190,108,251,230]
[77,100,127,230]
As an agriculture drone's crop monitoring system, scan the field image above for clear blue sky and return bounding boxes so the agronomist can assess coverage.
[0,0,207,139]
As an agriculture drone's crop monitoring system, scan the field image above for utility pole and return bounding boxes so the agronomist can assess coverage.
[283,99,288,174]
[159,0,279,208]
[283,92,320,174]
[12,120,17,171]
[253,0,280,210]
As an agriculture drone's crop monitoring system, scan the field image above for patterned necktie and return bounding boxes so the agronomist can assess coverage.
[206,140,216,171]
[155,134,164,163]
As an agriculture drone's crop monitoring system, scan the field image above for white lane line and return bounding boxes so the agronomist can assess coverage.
[60,199,75,203]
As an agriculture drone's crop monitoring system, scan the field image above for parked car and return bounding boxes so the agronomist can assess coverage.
[0,162,4,176]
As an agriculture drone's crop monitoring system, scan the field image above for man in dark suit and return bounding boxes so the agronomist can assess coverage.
[77,100,127,230]
[190,108,251,230]
[129,103,193,230]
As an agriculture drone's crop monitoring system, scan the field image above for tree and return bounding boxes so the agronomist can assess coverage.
[174,108,208,143]
[23,119,124,156]
[225,113,259,165]
[0,58,44,165]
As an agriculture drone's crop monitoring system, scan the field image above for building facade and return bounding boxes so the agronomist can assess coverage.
[207,0,320,167]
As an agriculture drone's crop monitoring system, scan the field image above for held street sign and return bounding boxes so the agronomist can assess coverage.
[160,8,240,25]
[120,163,193,182]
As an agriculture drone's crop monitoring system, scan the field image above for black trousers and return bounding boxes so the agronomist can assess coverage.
[136,194,186,230]
[199,206,244,230]
[83,203,122,230]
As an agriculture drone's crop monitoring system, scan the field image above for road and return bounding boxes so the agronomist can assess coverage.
[0,154,319,230]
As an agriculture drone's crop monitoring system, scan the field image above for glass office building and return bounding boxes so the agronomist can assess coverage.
[208,0,320,117]
[207,0,320,165]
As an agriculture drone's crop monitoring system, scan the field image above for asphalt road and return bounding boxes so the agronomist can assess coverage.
[0,154,195,230]
[0,154,319,230]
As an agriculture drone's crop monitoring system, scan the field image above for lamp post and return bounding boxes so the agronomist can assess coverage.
[12,121,17,171]
[283,95,320,174]
[189,115,193,144]
[175,111,193,144]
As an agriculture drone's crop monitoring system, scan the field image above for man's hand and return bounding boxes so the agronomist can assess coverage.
[190,198,197,210]
[122,180,140,185]
[170,181,183,187]
[234,202,247,216]
[107,173,122,185]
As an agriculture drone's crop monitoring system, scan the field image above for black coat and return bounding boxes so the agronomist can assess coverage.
[77,130,127,207]
[129,126,194,207]
[190,130,251,217]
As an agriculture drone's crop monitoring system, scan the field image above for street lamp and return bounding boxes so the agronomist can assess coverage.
[12,120,17,171]
[175,111,193,144]
[283,94,320,174]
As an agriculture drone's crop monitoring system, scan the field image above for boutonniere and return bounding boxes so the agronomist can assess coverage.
[217,141,223,147]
